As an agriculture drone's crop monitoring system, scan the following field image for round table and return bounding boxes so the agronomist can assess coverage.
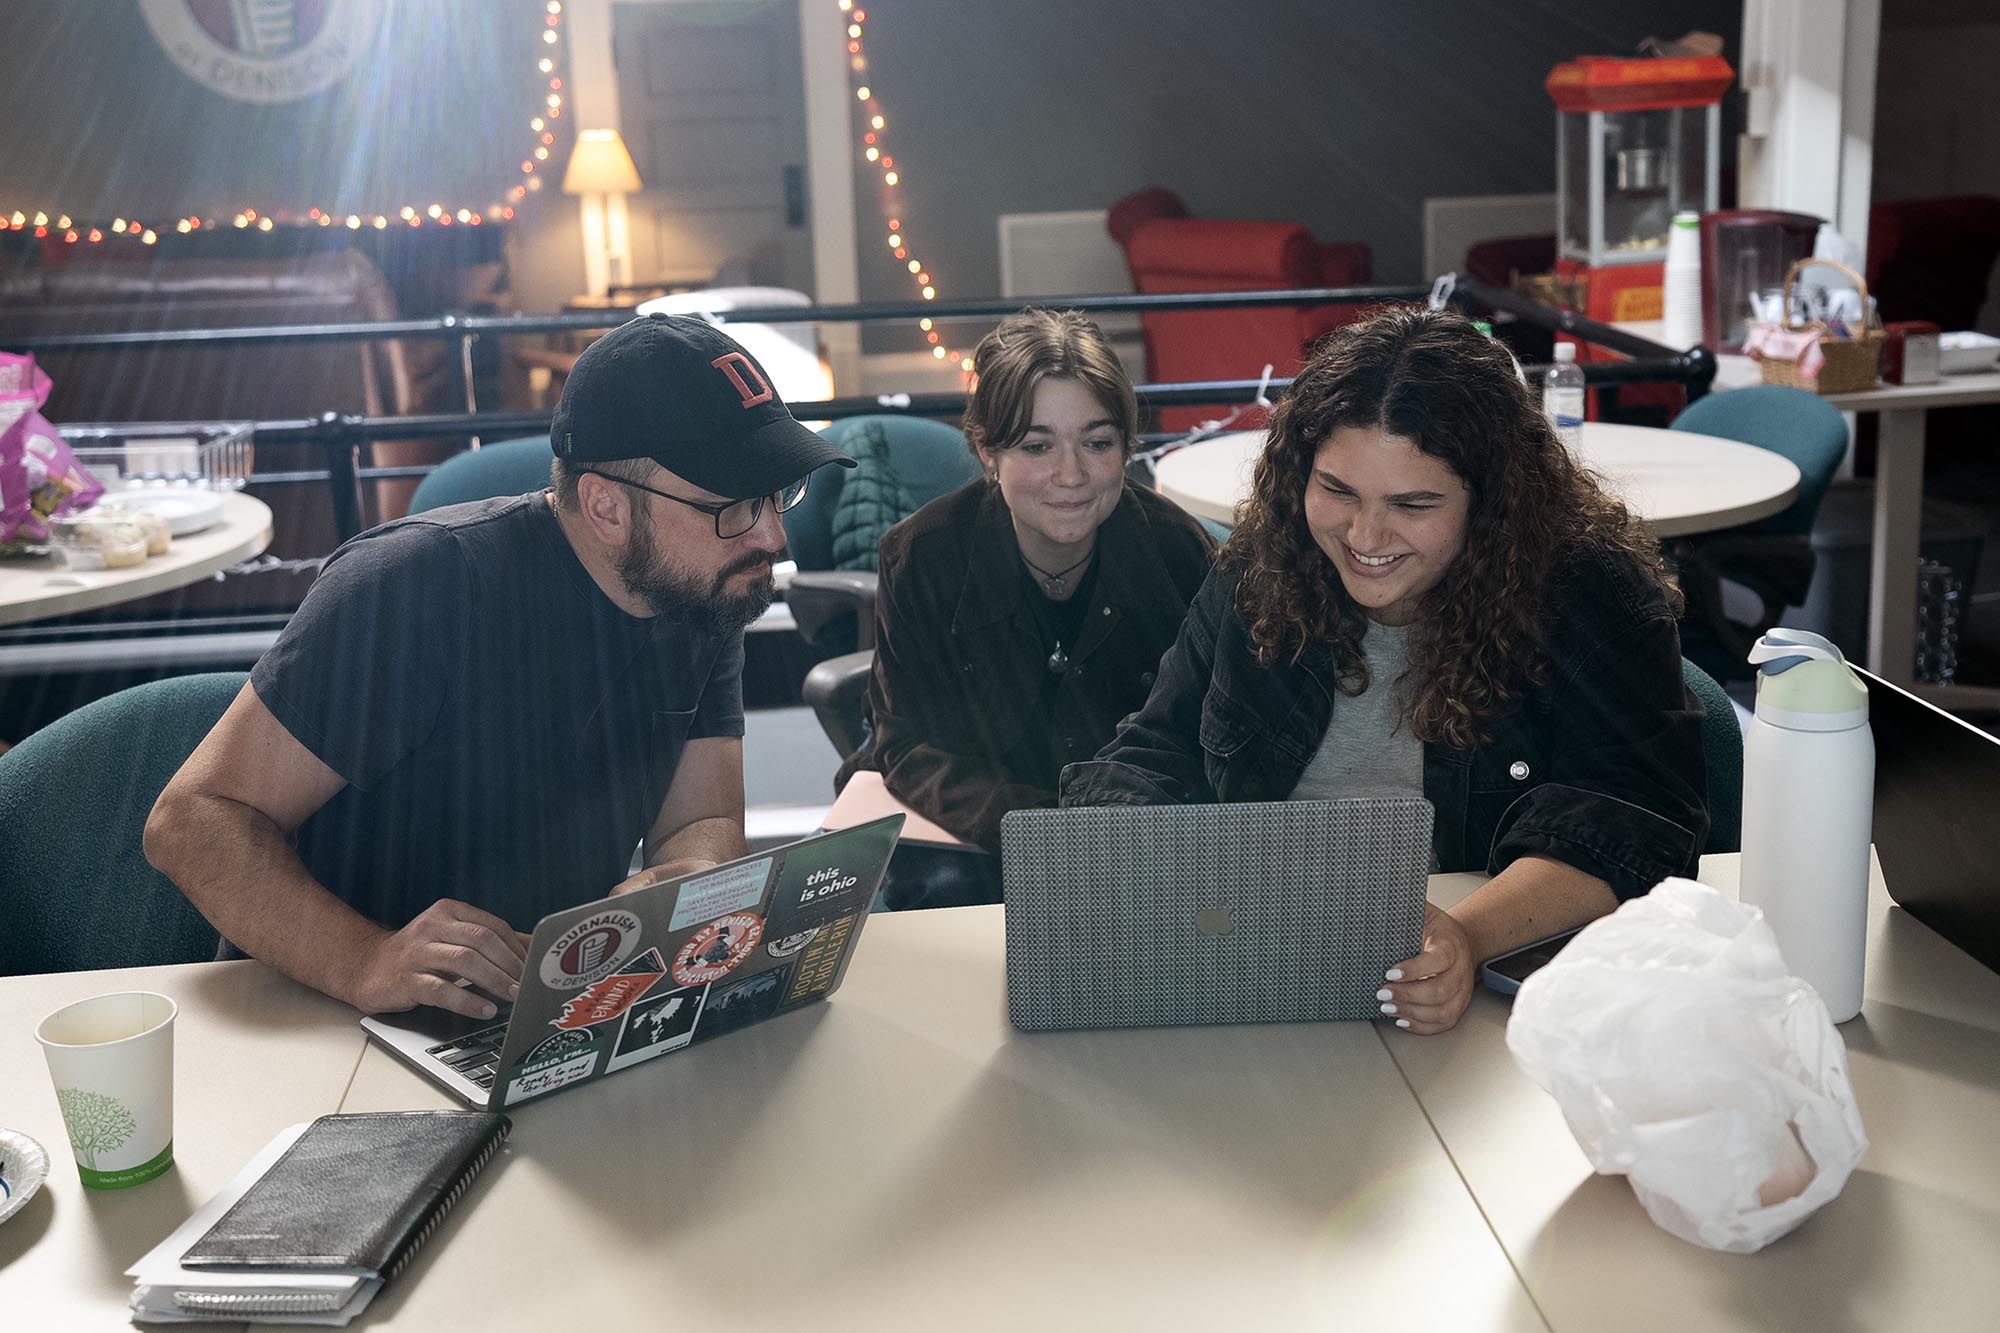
[1153,423,1802,538]
[0,491,274,626]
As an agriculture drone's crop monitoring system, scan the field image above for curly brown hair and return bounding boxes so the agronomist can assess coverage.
[1226,306,1678,750]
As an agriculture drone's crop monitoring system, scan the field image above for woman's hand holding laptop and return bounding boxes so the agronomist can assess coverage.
[1377,903,1476,1034]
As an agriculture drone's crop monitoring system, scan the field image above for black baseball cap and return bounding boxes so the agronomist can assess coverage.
[550,313,854,499]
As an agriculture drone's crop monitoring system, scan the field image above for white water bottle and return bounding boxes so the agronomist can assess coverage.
[1543,343,1585,451]
[1738,628,1874,1022]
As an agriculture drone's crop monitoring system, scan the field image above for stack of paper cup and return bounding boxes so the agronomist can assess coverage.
[1663,212,1704,351]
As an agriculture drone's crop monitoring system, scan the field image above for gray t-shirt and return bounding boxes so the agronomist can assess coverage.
[1289,622,1423,802]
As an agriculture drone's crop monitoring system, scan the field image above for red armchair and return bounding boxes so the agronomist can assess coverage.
[1107,190,1373,432]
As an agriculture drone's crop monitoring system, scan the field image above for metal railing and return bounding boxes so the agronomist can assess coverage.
[14,279,1707,550]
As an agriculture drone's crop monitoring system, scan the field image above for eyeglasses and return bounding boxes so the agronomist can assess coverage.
[581,469,809,539]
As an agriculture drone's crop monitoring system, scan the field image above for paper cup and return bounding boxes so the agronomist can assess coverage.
[35,991,177,1189]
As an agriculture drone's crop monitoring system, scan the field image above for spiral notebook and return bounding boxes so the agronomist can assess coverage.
[128,1111,509,1325]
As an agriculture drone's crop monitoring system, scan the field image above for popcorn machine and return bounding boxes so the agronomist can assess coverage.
[1546,55,1732,323]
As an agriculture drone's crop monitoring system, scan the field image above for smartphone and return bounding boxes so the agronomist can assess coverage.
[1478,928,1583,996]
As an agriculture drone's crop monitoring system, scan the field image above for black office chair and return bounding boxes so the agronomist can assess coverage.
[786,415,980,749]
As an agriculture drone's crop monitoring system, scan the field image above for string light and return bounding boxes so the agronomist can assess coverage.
[3,6,563,243]
[839,7,965,373]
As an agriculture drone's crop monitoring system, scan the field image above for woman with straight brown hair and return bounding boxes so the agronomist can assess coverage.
[844,308,1214,906]
[1063,306,1708,1031]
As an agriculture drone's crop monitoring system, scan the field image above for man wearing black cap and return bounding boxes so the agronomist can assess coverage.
[147,315,853,1019]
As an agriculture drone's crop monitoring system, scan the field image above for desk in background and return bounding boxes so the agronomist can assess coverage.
[1616,319,2000,707]
[1154,423,1801,539]
[820,769,967,846]
[5,853,1997,1329]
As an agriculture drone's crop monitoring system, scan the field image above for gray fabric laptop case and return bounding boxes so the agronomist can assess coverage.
[1001,799,1433,1031]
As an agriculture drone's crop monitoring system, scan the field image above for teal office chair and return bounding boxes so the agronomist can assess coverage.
[1682,657,1743,854]
[787,414,978,653]
[1668,387,1850,681]
[789,416,981,756]
[408,436,556,513]
[0,672,247,975]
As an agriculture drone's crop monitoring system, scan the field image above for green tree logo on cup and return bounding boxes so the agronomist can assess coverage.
[36,991,178,1189]
[55,1088,136,1170]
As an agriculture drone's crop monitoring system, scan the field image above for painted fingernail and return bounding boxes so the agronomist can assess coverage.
[1379,1002,1397,1015]
[1375,987,1394,1001]
[1385,968,1404,981]
[1395,1018,1411,1029]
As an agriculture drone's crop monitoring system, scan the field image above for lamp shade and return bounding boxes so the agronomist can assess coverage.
[563,129,643,195]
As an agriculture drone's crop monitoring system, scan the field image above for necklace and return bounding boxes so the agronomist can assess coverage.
[1020,547,1095,599]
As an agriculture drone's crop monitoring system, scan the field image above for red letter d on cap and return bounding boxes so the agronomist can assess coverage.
[711,352,774,408]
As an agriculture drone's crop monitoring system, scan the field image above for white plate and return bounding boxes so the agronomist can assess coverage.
[0,1128,50,1225]
[1939,331,2000,375]
[107,488,226,536]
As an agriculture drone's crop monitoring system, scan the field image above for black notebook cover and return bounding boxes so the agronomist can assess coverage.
[180,1110,510,1279]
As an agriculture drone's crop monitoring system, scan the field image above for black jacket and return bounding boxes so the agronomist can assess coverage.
[1060,549,1709,899]
[847,479,1215,851]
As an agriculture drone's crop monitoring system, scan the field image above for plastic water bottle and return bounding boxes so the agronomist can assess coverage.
[1543,343,1585,452]
[1738,628,1874,1022]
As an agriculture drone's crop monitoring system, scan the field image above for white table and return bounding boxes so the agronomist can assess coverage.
[1399,854,2000,1331]
[1616,319,2000,705]
[0,492,272,627]
[0,962,369,1331]
[6,853,1997,1329]
[1153,423,1802,539]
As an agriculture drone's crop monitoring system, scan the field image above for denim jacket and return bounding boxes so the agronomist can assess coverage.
[1059,549,1709,899]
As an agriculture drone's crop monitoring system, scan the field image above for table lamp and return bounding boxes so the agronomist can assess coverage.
[563,128,643,296]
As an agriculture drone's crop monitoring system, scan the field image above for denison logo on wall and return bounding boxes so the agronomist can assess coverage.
[140,0,383,104]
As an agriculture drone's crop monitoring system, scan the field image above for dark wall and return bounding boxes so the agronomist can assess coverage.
[0,0,547,227]
[849,0,1743,308]
[1874,0,2000,204]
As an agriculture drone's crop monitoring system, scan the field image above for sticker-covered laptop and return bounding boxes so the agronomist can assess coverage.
[362,814,904,1108]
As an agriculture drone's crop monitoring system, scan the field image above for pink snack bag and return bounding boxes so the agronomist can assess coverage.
[0,403,31,543]
[0,353,103,546]
[0,350,52,405]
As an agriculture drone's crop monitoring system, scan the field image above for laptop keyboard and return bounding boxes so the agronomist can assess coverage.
[426,1022,508,1089]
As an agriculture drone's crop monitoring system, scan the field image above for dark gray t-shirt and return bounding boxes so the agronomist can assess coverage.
[250,493,744,933]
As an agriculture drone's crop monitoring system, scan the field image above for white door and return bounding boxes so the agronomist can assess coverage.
[613,0,814,292]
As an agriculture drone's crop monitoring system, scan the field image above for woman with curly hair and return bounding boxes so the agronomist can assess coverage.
[846,308,1214,906]
[1062,306,1707,1032]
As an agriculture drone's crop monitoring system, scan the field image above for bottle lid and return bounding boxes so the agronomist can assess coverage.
[1672,212,1699,229]
[1749,628,1869,729]
[1553,342,1576,363]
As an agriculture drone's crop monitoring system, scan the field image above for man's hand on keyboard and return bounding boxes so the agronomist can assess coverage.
[350,899,527,1019]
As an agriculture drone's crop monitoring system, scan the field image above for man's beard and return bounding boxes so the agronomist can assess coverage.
[615,515,775,635]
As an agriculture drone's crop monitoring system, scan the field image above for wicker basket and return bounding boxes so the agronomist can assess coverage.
[1753,257,1883,394]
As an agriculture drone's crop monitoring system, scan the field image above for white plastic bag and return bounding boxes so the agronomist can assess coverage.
[1505,878,1869,1253]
